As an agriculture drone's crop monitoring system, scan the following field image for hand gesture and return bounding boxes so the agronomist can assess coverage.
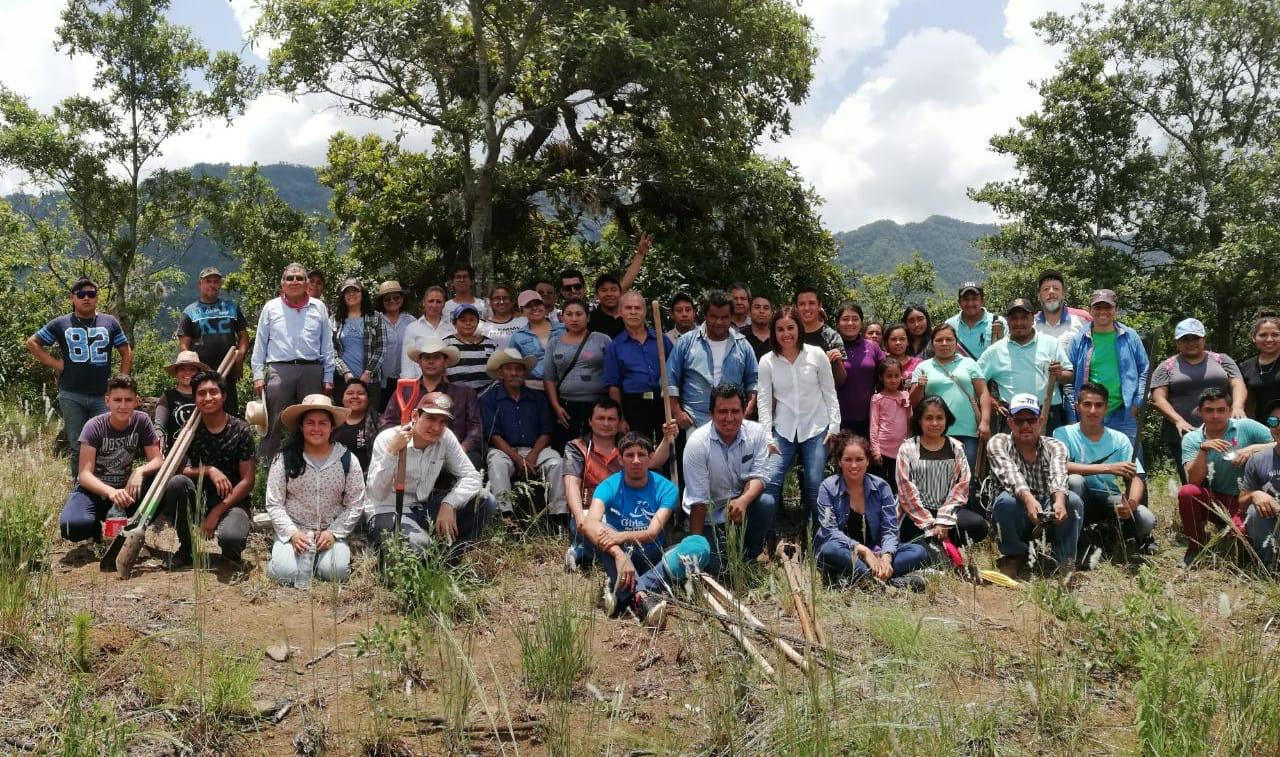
[291,530,313,554]
[635,232,653,257]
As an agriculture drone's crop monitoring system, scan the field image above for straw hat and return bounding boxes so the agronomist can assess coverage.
[374,280,408,304]
[406,337,461,367]
[245,399,268,435]
[279,394,350,431]
[485,347,537,379]
[165,350,210,376]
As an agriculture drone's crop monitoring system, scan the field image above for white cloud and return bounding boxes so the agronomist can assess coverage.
[772,0,1094,230]
[798,0,899,91]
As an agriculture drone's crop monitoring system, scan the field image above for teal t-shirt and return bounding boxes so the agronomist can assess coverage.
[1088,330,1123,412]
[1180,419,1273,495]
[910,356,983,438]
[1053,423,1144,496]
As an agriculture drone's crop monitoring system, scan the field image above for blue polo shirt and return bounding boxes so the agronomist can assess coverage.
[479,385,553,447]
[603,328,673,395]
[945,309,1007,359]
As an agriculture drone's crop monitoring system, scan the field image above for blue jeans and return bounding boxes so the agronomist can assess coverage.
[596,542,664,613]
[701,492,778,576]
[814,540,928,579]
[368,491,497,564]
[1246,505,1280,566]
[1067,475,1155,541]
[766,432,826,526]
[567,515,595,568]
[59,390,106,480]
[267,538,352,584]
[992,490,1084,566]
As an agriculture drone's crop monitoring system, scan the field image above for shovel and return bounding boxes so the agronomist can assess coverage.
[103,347,239,577]
[392,378,422,535]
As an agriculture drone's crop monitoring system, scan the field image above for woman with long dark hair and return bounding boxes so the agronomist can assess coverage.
[896,396,989,546]
[901,304,932,358]
[833,301,883,437]
[881,323,922,378]
[265,395,365,586]
[813,432,928,590]
[1239,311,1280,423]
[332,278,387,410]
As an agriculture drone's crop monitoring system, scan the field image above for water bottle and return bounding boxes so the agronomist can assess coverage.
[295,532,315,589]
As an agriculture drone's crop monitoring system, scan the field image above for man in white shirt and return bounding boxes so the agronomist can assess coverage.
[401,285,456,380]
[365,392,496,562]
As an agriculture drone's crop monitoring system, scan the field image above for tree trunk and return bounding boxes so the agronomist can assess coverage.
[468,170,493,285]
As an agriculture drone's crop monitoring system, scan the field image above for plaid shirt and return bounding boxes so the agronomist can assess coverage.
[986,433,1068,501]
[332,314,388,382]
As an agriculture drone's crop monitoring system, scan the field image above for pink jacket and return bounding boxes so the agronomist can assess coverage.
[869,390,911,459]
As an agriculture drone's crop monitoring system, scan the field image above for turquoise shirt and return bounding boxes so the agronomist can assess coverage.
[910,356,984,438]
[979,333,1068,406]
[946,309,1007,359]
[1181,419,1273,495]
[1053,423,1144,496]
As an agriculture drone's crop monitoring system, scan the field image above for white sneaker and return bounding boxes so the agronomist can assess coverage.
[563,546,578,574]
[600,578,617,617]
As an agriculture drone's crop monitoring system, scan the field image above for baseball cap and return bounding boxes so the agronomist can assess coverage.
[1005,298,1034,314]
[451,302,480,322]
[517,290,543,308]
[416,391,455,418]
[1008,393,1041,416]
[958,281,983,297]
[339,277,363,293]
[1089,289,1118,307]
[1174,318,1206,340]
[198,266,223,280]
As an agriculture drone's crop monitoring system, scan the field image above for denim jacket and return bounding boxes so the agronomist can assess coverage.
[813,472,901,556]
[666,325,759,426]
[1064,322,1149,422]
[509,321,565,380]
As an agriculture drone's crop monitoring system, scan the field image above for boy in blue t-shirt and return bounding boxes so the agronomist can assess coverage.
[587,433,707,630]
[1054,382,1156,558]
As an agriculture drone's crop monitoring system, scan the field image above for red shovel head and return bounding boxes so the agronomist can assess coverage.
[941,537,965,568]
[396,379,421,425]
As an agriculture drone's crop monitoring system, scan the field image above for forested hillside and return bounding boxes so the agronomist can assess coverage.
[835,215,995,290]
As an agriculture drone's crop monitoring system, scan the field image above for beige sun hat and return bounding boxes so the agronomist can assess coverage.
[279,394,350,432]
[374,280,408,304]
[407,337,461,367]
[164,350,210,376]
[245,399,268,435]
[485,347,537,379]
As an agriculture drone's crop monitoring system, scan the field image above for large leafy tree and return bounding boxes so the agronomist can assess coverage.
[0,0,253,335]
[256,0,831,293]
[971,0,1280,348]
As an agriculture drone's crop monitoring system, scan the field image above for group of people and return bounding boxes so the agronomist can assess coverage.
[29,256,1280,628]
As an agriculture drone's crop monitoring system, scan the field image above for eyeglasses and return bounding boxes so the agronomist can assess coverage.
[283,275,306,282]
[74,290,98,299]
[1009,416,1039,426]
[561,282,584,291]
[1266,416,1280,429]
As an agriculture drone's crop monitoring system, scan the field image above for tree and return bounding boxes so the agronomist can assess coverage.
[256,0,817,282]
[854,253,946,325]
[202,166,348,319]
[0,0,253,335]
[0,200,71,399]
[971,0,1280,348]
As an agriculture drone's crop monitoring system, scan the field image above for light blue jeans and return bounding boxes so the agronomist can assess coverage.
[59,390,106,480]
[1246,505,1280,567]
[766,432,826,526]
[266,538,352,584]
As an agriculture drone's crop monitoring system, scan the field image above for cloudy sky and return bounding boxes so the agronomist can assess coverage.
[0,0,1087,232]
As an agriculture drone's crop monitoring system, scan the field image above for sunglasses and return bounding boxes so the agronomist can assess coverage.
[1267,416,1280,429]
[561,282,584,291]
[283,275,306,282]
[1009,416,1039,426]
[74,290,98,299]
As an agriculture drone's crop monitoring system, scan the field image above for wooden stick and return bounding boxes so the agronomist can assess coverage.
[1038,361,1056,435]
[702,590,776,678]
[700,574,809,671]
[778,550,817,644]
[650,300,680,491]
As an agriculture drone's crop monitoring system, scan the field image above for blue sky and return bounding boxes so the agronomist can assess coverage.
[0,0,1087,231]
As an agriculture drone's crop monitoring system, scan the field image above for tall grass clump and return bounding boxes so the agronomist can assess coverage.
[518,589,593,701]
[0,444,55,655]
[382,538,474,620]
[54,676,134,756]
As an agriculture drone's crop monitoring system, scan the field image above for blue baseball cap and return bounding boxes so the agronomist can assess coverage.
[451,303,481,322]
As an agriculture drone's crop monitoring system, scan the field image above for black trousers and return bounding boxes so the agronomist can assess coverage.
[620,393,665,443]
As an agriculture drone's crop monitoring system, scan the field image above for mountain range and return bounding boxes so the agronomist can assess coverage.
[8,163,991,312]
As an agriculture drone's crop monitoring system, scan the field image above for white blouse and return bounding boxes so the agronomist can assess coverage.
[757,344,841,443]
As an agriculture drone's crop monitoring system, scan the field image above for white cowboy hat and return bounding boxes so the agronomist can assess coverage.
[485,347,537,379]
[278,394,350,432]
[245,399,268,435]
[164,350,210,376]
[407,337,461,367]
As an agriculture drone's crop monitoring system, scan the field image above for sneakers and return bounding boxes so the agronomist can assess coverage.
[166,551,193,571]
[633,593,668,630]
[887,574,927,593]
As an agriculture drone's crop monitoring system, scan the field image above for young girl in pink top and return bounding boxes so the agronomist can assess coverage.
[869,357,912,491]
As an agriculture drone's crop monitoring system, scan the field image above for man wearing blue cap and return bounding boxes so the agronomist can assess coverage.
[1150,316,1247,485]
[988,393,1083,578]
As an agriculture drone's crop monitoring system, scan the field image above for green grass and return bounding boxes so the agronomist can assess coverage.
[517,586,593,701]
